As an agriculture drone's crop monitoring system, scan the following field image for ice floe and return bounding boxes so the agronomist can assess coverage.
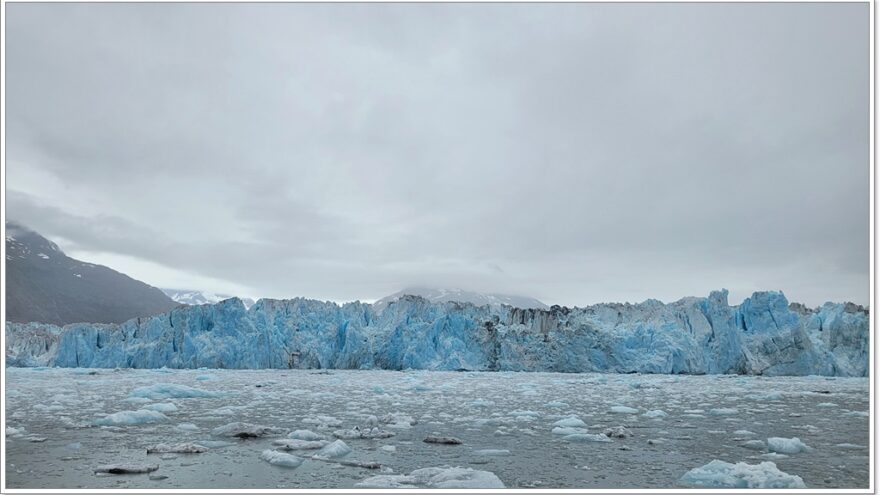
[130,383,221,400]
[767,437,810,454]
[679,460,805,488]
[95,409,168,426]
[146,443,207,454]
[609,406,638,414]
[356,467,505,488]
[260,450,304,468]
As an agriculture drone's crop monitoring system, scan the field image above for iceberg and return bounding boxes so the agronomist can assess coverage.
[5,290,868,376]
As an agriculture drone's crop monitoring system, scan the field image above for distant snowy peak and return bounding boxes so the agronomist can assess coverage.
[373,287,548,313]
[162,289,256,310]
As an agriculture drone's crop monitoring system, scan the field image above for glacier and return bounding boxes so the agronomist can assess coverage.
[4,289,868,376]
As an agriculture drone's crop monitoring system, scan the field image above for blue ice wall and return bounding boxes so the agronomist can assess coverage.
[5,290,869,376]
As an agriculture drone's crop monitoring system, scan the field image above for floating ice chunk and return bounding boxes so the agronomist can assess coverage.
[546,401,568,408]
[176,423,199,432]
[380,445,396,453]
[130,384,221,400]
[146,443,207,454]
[273,439,330,450]
[260,450,304,468]
[835,443,866,450]
[302,415,343,427]
[95,409,168,426]
[94,463,159,475]
[5,427,26,437]
[767,437,810,454]
[817,402,838,408]
[288,429,325,441]
[143,403,178,413]
[424,436,463,445]
[552,426,589,435]
[563,433,612,443]
[643,409,667,418]
[124,397,152,404]
[734,430,756,436]
[845,411,869,417]
[381,413,417,429]
[708,408,738,416]
[356,467,505,488]
[195,375,217,381]
[553,416,587,428]
[198,440,236,448]
[315,439,352,458]
[679,460,805,488]
[610,406,638,414]
[65,442,82,451]
[741,440,766,451]
[333,426,395,439]
[603,426,633,438]
[211,422,285,438]
[474,449,510,456]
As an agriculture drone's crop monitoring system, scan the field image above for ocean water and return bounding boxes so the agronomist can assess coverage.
[4,368,870,489]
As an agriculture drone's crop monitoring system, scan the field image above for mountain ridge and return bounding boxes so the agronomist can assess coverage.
[4,220,180,325]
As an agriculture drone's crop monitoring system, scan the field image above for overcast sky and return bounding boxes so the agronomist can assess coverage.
[5,3,870,307]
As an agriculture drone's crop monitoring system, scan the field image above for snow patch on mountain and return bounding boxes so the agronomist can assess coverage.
[162,289,256,310]
[373,287,548,313]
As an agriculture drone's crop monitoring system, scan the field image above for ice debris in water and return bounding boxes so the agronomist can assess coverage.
[314,439,352,458]
[95,409,168,426]
[564,433,612,443]
[94,464,160,475]
[552,427,588,436]
[333,426,395,439]
[273,439,330,450]
[708,408,738,416]
[146,443,208,454]
[356,467,505,489]
[553,416,587,428]
[260,450,304,468]
[603,426,633,438]
[143,403,178,413]
[302,415,342,427]
[175,423,200,432]
[679,460,806,488]
[211,422,286,438]
[741,440,766,451]
[610,406,638,414]
[288,429,325,441]
[130,384,222,400]
[5,427,26,437]
[643,409,668,418]
[767,437,810,454]
[382,413,417,429]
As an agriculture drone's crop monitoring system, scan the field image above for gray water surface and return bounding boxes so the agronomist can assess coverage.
[4,368,870,489]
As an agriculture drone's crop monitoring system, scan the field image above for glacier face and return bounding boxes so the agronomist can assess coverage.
[5,290,868,376]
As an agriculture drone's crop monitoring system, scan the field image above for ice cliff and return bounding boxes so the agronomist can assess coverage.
[5,290,869,376]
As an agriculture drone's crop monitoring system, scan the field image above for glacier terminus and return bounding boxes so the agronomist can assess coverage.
[5,289,868,376]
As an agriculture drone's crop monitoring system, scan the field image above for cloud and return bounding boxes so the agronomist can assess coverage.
[5,3,869,306]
